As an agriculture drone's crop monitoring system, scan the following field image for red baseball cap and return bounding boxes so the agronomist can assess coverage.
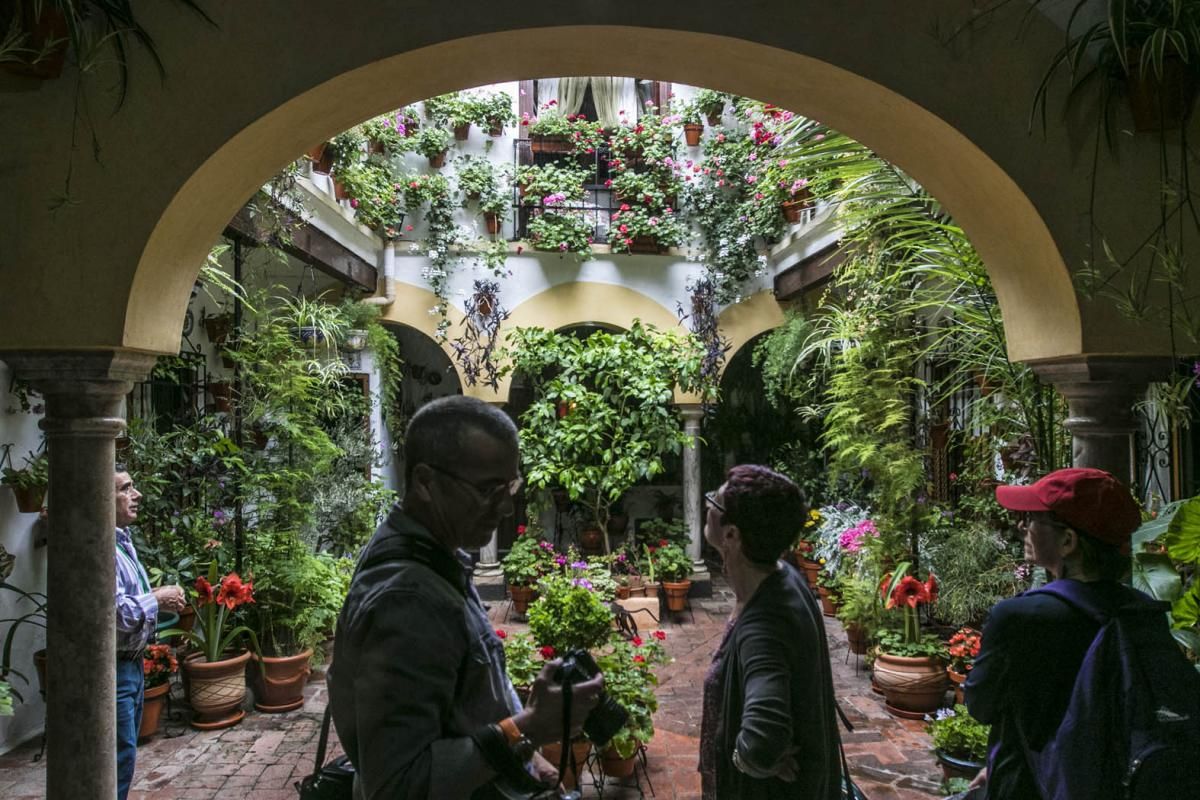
[995,468,1141,551]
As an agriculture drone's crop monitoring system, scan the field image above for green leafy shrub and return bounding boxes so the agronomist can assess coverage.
[926,704,989,761]
[527,573,613,654]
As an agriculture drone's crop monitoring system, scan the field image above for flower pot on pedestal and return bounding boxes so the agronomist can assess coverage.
[541,739,592,790]
[845,623,870,655]
[508,584,536,616]
[872,652,948,719]
[183,650,250,730]
[662,580,691,612]
[601,744,638,777]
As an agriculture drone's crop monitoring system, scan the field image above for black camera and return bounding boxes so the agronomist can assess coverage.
[555,649,628,747]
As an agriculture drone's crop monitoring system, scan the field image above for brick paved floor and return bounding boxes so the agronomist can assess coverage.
[0,575,944,799]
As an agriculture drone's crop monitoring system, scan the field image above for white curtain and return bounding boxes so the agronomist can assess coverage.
[557,77,590,117]
[591,77,634,128]
[536,78,559,111]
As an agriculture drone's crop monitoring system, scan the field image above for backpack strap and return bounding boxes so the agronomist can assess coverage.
[357,528,469,598]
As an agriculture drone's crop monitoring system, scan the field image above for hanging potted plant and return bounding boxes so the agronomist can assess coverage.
[654,543,693,612]
[160,561,260,730]
[680,103,704,146]
[926,704,989,783]
[413,126,454,169]
[872,562,948,719]
[480,192,508,236]
[2,450,49,514]
[139,644,178,740]
[694,88,727,127]
[479,91,516,136]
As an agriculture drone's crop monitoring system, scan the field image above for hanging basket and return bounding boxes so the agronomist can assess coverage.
[1126,52,1197,132]
[428,150,448,169]
[10,485,47,513]
[683,123,703,146]
[0,5,68,79]
[453,123,471,141]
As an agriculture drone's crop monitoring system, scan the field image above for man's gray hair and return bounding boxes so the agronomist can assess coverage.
[404,396,518,484]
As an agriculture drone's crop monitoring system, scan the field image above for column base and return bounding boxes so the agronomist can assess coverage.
[473,571,507,602]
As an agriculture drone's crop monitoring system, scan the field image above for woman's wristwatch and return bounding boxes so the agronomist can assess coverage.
[498,716,536,763]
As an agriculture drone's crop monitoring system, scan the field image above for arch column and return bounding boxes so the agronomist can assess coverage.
[1031,355,1172,486]
[678,404,710,585]
[1,350,156,800]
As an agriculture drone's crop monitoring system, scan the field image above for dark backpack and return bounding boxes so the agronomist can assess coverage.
[1022,582,1200,800]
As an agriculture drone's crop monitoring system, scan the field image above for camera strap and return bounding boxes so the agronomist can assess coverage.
[558,678,573,785]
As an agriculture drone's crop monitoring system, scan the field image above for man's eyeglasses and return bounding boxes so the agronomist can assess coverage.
[425,462,523,505]
[704,491,725,513]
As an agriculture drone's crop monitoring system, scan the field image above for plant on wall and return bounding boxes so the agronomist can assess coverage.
[675,277,727,402]
[506,322,706,551]
[402,172,462,337]
[526,209,594,258]
[339,160,405,239]
[450,279,509,390]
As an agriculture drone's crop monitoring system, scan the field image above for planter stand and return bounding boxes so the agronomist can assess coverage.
[590,742,655,799]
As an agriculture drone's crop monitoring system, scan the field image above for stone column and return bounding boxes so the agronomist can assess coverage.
[1031,355,1172,485]
[679,405,708,574]
[2,351,155,800]
[473,400,507,599]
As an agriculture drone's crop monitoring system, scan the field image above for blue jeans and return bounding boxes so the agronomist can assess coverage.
[116,657,144,800]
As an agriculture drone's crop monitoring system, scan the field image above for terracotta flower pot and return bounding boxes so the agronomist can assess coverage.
[484,211,501,235]
[530,135,571,153]
[508,584,537,616]
[488,121,505,137]
[1126,52,1197,132]
[579,527,604,554]
[541,740,592,790]
[334,180,350,200]
[845,623,870,655]
[872,652,948,719]
[615,584,632,600]
[139,682,170,740]
[947,667,967,705]
[1,5,68,79]
[453,122,471,141]
[307,143,334,175]
[250,649,312,713]
[207,381,234,414]
[704,110,723,127]
[600,744,638,777]
[781,196,812,223]
[11,485,46,514]
[817,586,836,617]
[183,650,250,730]
[627,236,665,255]
[683,123,703,146]
[801,559,821,589]
[428,150,447,169]
[662,579,691,612]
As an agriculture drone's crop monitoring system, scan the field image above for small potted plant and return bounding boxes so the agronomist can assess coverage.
[926,704,989,783]
[946,626,981,705]
[413,126,454,168]
[525,209,594,259]
[595,631,670,775]
[479,91,516,136]
[500,525,554,615]
[680,102,704,146]
[499,629,543,703]
[2,450,48,513]
[694,88,728,126]
[139,643,178,740]
[653,543,693,612]
[834,574,881,655]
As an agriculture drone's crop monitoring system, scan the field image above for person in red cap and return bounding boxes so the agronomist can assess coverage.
[961,467,1144,799]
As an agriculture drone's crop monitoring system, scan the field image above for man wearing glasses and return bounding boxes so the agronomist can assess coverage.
[329,396,602,799]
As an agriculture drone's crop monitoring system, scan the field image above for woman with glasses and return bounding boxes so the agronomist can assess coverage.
[698,464,843,800]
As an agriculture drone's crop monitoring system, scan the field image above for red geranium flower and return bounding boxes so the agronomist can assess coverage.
[495,629,507,639]
[631,636,643,647]
[633,655,645,663]
[516,525,527,536]
[540,646,556,659]
[653,630,666,641]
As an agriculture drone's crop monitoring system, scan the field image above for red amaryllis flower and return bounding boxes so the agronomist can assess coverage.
[539,646,556,659]
[652,630,666,641]
[877,573,893,602]
[216,572,254,610]
[888,576,930,610]
[194,576,214,605]
[924,573,939,604]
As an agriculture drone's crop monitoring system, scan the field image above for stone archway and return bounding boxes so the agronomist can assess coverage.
[0,6,1180,797]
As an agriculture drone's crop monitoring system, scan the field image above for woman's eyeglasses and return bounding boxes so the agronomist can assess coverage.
[704,491,725,513]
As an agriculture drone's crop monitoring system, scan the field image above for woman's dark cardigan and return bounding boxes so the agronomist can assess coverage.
[712,562,843,800]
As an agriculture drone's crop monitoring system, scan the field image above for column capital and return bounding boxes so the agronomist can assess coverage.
[676,403,705,426]
[1,350,156,407]
[1027,353,1174,387]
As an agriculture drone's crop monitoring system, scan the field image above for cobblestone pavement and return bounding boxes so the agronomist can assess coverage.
[0,575,944,799]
